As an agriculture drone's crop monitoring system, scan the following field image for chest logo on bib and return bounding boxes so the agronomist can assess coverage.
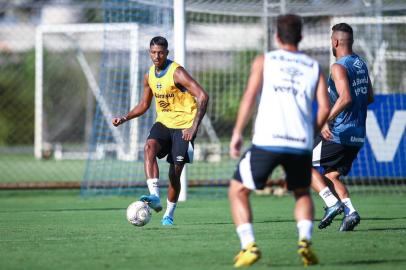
[353,58,363,69]
[281,67,303,85]
[158,100,170,109]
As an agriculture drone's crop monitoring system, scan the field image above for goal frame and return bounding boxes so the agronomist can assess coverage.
[35,23,140,160]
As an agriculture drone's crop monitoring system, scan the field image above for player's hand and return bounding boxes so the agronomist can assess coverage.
[112,117,127,127]
[229,132,243,159]
[182,127,196,141]
[321,123,333,140]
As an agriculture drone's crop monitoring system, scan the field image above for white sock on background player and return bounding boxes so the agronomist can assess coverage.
[319,187,339,207]
[342,198,356,215]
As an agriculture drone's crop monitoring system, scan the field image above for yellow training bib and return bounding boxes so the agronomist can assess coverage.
[148,60,197,129]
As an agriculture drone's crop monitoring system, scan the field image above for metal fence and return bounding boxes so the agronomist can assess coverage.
[0,0,405,190]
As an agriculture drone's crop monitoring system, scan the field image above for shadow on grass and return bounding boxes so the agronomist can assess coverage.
[175,216,406,226]
[357,227,406,231]
[144,227,180,231]
[255,216,406,224]
[361,216,406,221]
[0,207,123,213]
[334,258,406,265]
[269,258,406,267]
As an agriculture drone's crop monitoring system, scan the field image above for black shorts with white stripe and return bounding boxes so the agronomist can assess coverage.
[312,134,361,176]
[233,145,311,191]
[147,122,194,165]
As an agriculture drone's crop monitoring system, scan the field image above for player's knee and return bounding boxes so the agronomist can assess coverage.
[229,179,250,197]
[144,140,158,156]
[168,170,179,182]
[169,164,183,178]
[325,169,341,181]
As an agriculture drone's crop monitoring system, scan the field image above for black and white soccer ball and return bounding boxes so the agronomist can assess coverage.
[126,201,152,227]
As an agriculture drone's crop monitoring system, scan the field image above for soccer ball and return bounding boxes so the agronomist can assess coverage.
[126,201,152,227]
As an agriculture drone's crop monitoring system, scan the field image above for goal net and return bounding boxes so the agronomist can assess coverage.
[79,0,406,195]
[81,0,175,193]
[35,23,140,161]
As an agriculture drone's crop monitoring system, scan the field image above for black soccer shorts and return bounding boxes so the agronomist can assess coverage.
[312,134,361,176]
[147,122,194,165]
[233,145,312,191]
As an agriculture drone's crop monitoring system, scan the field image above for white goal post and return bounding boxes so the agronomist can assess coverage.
[174,0,187,201]
[35,23,140,160]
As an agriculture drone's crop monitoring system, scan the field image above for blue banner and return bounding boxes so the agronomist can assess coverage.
[349,94,406,178]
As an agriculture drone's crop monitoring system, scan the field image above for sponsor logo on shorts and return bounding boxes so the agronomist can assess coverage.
[350,136,365,143]
[176,156,184,162]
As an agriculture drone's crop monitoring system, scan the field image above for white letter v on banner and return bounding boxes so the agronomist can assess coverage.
[366,110,406,162]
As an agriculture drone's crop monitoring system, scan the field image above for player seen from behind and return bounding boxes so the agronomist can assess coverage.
[311,23,374,231]
[228,14,330,267]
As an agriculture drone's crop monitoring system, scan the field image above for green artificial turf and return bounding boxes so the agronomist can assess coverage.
[0,190,405,270]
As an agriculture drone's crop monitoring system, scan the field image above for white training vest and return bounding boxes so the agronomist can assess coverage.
[252,49,320,151]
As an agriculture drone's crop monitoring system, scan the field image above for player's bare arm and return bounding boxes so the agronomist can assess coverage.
[174,67,209,141]
[229,55,264,159]
[321,63,352,140]
[314,71,330,132]
[112,73,153,127]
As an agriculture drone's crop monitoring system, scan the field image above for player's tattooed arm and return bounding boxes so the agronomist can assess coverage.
[112,73,153,127]
[174,67,209,141]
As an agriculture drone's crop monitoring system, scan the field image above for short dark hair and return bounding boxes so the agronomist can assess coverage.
[276,14,302,45]
[150,36,168,49]
[332,23,353,41]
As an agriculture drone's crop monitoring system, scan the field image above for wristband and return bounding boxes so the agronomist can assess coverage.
[120,116,128,123]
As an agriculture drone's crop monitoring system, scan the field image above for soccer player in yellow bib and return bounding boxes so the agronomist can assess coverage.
[112,36,209,226]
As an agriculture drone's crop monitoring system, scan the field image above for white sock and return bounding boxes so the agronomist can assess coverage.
[164,199,177,219]
[342,198,356,216]
[236,223,255,250]
[297,219,313,241]
[319,187,339,207]
[146,178,159,197]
